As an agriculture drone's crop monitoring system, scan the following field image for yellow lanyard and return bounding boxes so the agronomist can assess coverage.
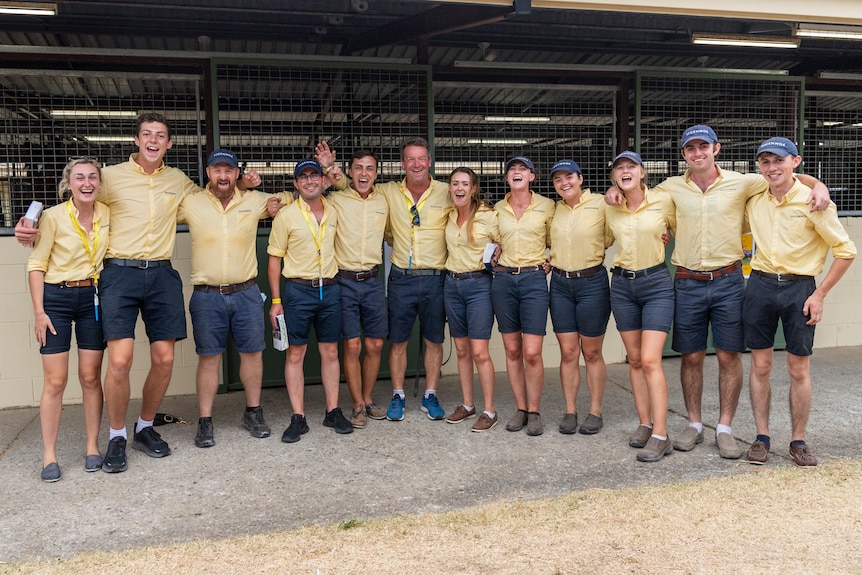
[300,203,327,300]
[66,199,101,320]
[402,185,427,270]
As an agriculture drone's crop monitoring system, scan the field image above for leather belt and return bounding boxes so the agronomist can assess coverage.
[336,266,380,282]
[287,277,338,287]
[751,269,813,282]
[59,279,94,288]
[493,265,543,274]
[448,270,488,280]
[105,258,171,269]
[391,265,443,277]
[610,263,667,279]
[675,261,741,281]
[193,278,256,295]
[551,264,605,279]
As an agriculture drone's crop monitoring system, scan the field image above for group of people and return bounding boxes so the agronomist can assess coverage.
[17,114,854,482]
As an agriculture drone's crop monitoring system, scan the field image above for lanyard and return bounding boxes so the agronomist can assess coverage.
[66,199,101,320]
[402,185,427,270]
[300,203,327,300]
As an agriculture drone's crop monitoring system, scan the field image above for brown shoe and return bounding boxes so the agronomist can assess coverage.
[526,412,544,436]
[471,412,498,433]
[747,440,769,465]
[629,424,653,448]
[350,408,367,429]
[558,413,578,435]
[715,432,742,459]
[365,402,386,420]
[446,405,477,424]
[505,409,528,432]
[789,442,818,467]
[673,425,704,451]
[636,435,673,462]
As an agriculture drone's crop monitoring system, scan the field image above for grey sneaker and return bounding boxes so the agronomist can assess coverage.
[241,407,271,438]
[636,435,673,462]
[559,413,578,434]
[747,440,769,465]
[578,413,603,435]
[365,402,386,420]
[673,425,704,451]
[715,432,742,459]
[629,424,653,448]
[505,409,528,432]
[526,412,544,436]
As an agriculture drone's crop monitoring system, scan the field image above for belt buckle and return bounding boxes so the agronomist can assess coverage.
[139,260,150,269]
[623,270,637,280]
[218,284,230,294]
[512,267,521,275]
[704,271,714,280]
[311,278,321,288]
[775,273,788,282]
[356,271,370,282]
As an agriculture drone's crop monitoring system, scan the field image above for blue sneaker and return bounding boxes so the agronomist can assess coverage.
[386,394,406,421]
[421,393,445,420]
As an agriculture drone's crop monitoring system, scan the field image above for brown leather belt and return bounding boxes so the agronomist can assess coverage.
[336,266,380,282]
[610,263,667,279]
[551,264,605,279]
[751,269,814,282]
[675,261,741,281]
[105,258,171,268]
[493,265,543,274]
[193,278,256,295]
[287,277,338,287]
[448,270,488,280]
[60,278,94,288]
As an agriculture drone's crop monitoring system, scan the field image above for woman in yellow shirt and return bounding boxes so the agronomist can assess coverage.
[27,157,110,482]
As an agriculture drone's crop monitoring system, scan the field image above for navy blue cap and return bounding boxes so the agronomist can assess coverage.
[207,148,238,168]
[756,137,799,159]
[550,159,582,176]
[293,158,323,179]
[505,156,535,173]
[680,124,719,148]
[612,150,643,166]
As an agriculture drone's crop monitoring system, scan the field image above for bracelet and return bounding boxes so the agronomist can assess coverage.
[271,298,282,304]
[321,166,331,175]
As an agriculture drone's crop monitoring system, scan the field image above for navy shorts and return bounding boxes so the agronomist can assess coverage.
[100,263,187,343]
[189,284,266,355]
[672,268,745,354]
[491,270,549,336]
[549,269,611,338]
[283,280,342,345]
[387,268,445,344]
[338,273,388,340]
[743,273,816,357]
[40,283,105,354]
[444,273,494,340]
[610,266,674,333]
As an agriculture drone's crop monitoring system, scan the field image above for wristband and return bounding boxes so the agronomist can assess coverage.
[322,166,331,175]
[271,298,282,304]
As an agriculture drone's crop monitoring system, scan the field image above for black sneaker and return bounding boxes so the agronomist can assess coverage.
[241,407,271,438]
[132,425,171,458]
[323,407,354,435]
[195,418,215,448]
[281,414,309,443]
[102,437,128,473]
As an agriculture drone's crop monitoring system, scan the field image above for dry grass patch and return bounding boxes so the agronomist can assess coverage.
[5,460,861,575]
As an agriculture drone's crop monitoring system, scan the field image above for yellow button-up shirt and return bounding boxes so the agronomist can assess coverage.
[99,154,200,260]
[380,179,450,269]
[267,196,338,280]
[605,188,676,270]
[654,168,765,270]
[177,186,293,286]
[495,191,555,267]
[745,179,856,276]
[549,190,612,271]
[445,205,499,273]
[28,200,110,284]
[328,186,388,271]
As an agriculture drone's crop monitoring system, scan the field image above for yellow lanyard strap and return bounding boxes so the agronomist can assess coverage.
[300,204,327,300]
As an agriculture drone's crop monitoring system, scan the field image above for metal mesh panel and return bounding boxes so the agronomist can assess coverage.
[0,69,204,227]
[433,82,617,204]
[214,61,429,223]
[804,90,862,214]
[636,73,803,188]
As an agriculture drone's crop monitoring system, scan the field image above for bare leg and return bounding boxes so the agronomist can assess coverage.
[581,334,607,416]
[319,341,342,411]
[471,338,496,414]
[343,337,364,411]
[640,330,669,437]
[239,351,263,408]
[501,332,527,411]
[77,349,104,456]
[361,336,384,405]
[555,331,581,414]
[40,353,70,467]
[104,338,134,431]
[786,353,812,442]
[196,354,221,418]
[453,336,475,407]
[748,348,774,437]
[680,350,705,424]
[388,341,408,392]
[522,333,545,412]
[285,344,308,415]
[716,348,743,427]
[140,339,176,422]
[619,330,651,426]
[423,339,443,393]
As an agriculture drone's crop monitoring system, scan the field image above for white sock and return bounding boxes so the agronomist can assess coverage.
[463,405,475,412]
[716,424,732,436]
[393,390,405,399]
[484,411,496,418]
[651,434,668,441]
[689,421,704,433]
[424,391,437,399]
[136,417,154,433]
[109,427,127,440]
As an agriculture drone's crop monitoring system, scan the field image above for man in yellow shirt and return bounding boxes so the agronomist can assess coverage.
[179,149,292,448]
[268,159,352,443]
[743,137,855,467]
